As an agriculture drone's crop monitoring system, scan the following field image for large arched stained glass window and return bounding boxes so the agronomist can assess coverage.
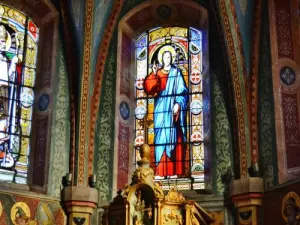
[134,27,204,189]
[0,4,38,184]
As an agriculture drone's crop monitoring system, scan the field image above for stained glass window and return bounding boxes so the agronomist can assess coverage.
[134,27,204,189]
[0,4,38,184]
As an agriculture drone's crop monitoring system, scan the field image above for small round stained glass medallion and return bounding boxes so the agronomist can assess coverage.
[20,88,34,108]
[135,106,147,120]
[38,93,50,111]
[119,101,130,120]
[190,100,202,115]
[280,66,296,86]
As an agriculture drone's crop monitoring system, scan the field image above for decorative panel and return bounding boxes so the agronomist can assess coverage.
[32,116,48,187]
[282,92,300,169]
[274,0,294,60]
[120,33,131,98]
[39,22,54,87]
[117,123,129,189]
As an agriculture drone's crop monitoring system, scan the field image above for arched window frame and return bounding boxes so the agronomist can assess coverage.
[0,1,58,193]
[113,1,210,195]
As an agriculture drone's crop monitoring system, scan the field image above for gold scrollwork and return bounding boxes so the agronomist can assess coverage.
[163,211,183,225]
[153,182,164,199]
[132,167,154,184]
[165,188,185,203]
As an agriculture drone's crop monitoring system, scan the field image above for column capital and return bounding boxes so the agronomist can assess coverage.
[229,178,264,225]
[62,186,98,225]
[230,177,264,196]
[62,186,98,212]
[229,177,264,208]
[229,177,264,207]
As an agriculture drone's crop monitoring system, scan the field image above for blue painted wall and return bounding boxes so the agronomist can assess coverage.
[233,0,254,76]
[90,0,114,80]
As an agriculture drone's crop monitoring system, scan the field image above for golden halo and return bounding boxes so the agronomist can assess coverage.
[5,31,11,51]
[157,45,176,65]
[11,202,31,225]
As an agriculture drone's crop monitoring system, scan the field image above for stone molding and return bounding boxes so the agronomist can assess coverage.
[229,177,264,197]
[62,186,98,204]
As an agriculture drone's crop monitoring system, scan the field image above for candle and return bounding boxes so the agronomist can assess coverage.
[66,173,72,182]
[92,175,96,183]
[89,174,97,188]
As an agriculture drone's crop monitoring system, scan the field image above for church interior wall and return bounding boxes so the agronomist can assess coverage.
[0,0,69,224]
[0,0,298,224]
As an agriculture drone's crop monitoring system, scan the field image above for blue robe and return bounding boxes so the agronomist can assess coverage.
[154,66,188,165]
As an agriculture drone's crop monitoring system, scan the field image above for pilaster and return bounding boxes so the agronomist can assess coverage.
[230,177,264,225]
[62,186,98,225]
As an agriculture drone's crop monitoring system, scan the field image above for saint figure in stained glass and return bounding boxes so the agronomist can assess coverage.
[144,49,188,178]
[0,24,19,168]
[135,27,205,187]
[0,4,39,184]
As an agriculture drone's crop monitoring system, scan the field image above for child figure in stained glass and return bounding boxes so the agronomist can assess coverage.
[144,47,188,178]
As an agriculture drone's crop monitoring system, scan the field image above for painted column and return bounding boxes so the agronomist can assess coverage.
[218,0,252,178]
[230,178,264,225]
[62,186,98,225]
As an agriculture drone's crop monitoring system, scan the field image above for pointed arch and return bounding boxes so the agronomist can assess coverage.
[113,0,210,194]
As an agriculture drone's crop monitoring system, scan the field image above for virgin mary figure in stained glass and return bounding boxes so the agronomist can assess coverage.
[144,46,188,178]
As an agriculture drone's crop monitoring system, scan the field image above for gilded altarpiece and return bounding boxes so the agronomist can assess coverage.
[102,144,213,225]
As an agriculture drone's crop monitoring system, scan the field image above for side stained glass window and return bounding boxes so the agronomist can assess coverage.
[0,4,38,184]
[134,27,204,189]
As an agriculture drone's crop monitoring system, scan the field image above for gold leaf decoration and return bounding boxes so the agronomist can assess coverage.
[165,188,185,203]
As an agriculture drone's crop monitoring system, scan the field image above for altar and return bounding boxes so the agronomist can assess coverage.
[101,144,214,225]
